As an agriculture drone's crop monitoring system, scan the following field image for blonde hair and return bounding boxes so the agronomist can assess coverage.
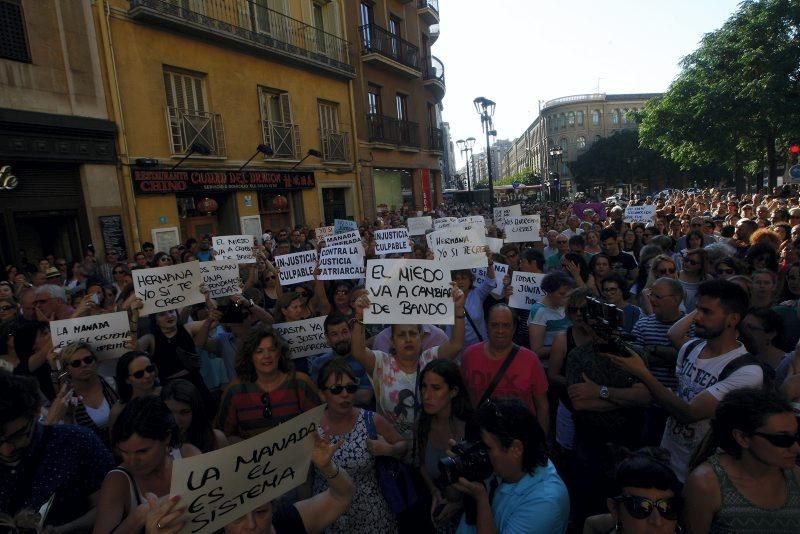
[59,341,94,364]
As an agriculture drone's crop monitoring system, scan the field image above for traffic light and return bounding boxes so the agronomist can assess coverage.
[791,142,800,165]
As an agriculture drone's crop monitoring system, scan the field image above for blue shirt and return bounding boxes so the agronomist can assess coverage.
[0,423,115,526]
[310,350,372,393]
[446,276,496,347]
[456,460,570,534]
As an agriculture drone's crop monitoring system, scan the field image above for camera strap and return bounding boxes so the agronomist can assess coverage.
[464,309,484,342]
[478,344,520,407]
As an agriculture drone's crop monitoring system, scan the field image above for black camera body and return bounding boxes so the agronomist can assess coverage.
[437,440,494,490]
[217,300,248,324]
[583,296,636,355]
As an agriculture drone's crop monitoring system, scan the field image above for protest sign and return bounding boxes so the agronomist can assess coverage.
[471,262,508,299]
[50,312,130,360]
[407,216,432,236]
[314,226,334,242]
[212,235,255,264]
[274,250,317,285]
[317,244,365,280]
[133,262,204,316]
[433,217,457,230]
[509,272,546,309]
[504,215,542,243]
[325,229,362,248]
[200,260,241,299]
[486,236,504,254]
[364,259,453,325]
[170,404,325,534]
[374,228,411,254]
[624,205,657,223]
[456,215,486,232]
[493,205,522,229]
[334,219,358,234]
[272,316,330,359]
[426,226,487,269]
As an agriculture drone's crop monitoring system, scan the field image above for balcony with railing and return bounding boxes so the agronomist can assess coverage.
[429,23,440,44]
[366,114,420,148]
[320,129,350,162]
[359,24,421,78]
[423,55,446,101]
[418,0,440,24]
[166,107,226,157]
[427,127,443,153]
[129,0,354,79]
[261,120,301,159]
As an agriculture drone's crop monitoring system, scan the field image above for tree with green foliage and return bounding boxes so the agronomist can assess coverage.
[639,0,800,190]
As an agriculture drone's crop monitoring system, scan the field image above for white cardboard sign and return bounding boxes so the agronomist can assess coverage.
[504,215,542,243]
[170,405,325,534]
[486,236,504,254]
[407,216,432,236]
[133,262,204,316]
[317,244,365,280]
[509,271,546,309]
[471,263,508,299]
[334,219,358,234]
[494,205,522,229]
[325,229,362,248]
[50,312,131,360]
[364,259,454,325]
[374,228,411,254]
[426,226,488,270]
[315,226,334,242]
[433,217,457,230]
[272,316,330,359]
[212,235,256,264]
[624,205,657,223]
[199,260,241,299]
[275,250,318,286]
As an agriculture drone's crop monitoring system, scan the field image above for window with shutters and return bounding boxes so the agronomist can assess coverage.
[163,68,226,156]
[0,0,30,63]
[592,110,600,125]
[259,86,300,159]
[318,101,348,162]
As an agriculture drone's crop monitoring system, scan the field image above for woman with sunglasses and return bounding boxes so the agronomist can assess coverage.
[312,359,405,533]
[108,351,160,433]
[683,387,800,533]
[161,378,227,453]
[713,257,743,280]
[216,326,320,442]
[329,281,355,320]
[43,341,119,445]
[151,252,173,268]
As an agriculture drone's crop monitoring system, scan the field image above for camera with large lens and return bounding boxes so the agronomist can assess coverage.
[583,296,636,355]
[437,440,494,490]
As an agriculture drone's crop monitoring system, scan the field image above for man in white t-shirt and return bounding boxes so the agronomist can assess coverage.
[607,279,762,482]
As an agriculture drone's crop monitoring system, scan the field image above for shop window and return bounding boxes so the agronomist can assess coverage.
[0,0,30,63]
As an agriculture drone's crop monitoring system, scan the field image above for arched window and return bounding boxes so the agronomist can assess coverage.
[568,112,575,126]
[559,114,567,128]
[577,136,586,150]
[622,108,629,124]
[592,110,600,125]
[577,111,584,126]
[612,109,620,124]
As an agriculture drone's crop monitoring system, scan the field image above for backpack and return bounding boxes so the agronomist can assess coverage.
[682,339,775,391]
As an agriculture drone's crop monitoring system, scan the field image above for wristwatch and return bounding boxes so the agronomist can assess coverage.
[599,385,610,400]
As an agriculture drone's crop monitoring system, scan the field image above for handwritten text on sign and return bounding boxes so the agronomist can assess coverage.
[334,219,358,234]
[133,262,204,316]
[272,317,330,359]
[509,272,546,309]
[426,227,487,269]
[50,312,131,360]
[325,229,362,248]
[493,204,522,229]
[274,250,318,286]
[407,216,432,236]
[472,263,508,299]
[315,226,334,242]
[170,405,325,534]
[374,228,411,254]
[433,217,457,230]
[364,259,453,325]
[200,260,241,299]
[317,244,365,280]
[504,215,542,243]
[213,235,255,264]
[624,205,657,223]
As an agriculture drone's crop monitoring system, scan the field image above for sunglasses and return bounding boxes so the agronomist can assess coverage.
[265,275,277,281]
[69,355,97,368]
[324,384,359,395]
[658,268,676,275]
[261,392,272,419]
[129,364,156,379]
[613,494,680,521]
[753,431,800,448]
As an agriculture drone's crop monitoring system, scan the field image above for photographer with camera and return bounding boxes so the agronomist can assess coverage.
[598,274,641,333]
[444,398,569,534]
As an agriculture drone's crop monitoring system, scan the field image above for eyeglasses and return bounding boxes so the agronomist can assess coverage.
[335,289,349,295]
[0,419,34,448]
[261,392,272,419]
[717,268,735,275]
[658,268,676,275]
[129,364,156,379]
[0,305,15,312]
[68,355,97,368]
[753,431,800,448]
[613,494,680,521]
[324,384,359,395]
[684,258,700,266]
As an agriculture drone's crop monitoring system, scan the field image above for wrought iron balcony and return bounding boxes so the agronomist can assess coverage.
[429,23,440,44]
[366,114,420,148]
[166,107,226,157]
[261,120,301,159]
[423,55,446,101]
[129,0,354,79]
[320,129,350,162]
[428,127,443,152]
[418,0,440,25]
[359,23,420,76]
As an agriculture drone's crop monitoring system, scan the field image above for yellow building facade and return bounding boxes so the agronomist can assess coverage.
[94,0,359,250]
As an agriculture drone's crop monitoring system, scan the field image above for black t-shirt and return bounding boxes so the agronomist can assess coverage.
[606,252,637,279]
[273,504,306,534]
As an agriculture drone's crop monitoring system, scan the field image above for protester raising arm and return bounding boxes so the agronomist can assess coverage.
[667,310,696,349]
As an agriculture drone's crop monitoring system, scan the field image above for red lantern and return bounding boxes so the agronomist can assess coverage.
[196,197,218,215]
[272,195,288,211]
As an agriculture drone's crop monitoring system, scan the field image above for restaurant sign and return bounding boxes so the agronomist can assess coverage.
[131,168,315,194]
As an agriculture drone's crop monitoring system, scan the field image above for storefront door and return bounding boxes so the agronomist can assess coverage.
[182,216,219,241]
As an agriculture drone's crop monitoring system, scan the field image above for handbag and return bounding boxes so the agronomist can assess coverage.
[364,410,419,515]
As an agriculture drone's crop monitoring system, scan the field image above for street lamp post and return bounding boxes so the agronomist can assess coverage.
[473,97,496,215]
[456,137,476,192]
[548,145,563,203]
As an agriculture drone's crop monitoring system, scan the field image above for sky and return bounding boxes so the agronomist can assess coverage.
[433,0,744,162]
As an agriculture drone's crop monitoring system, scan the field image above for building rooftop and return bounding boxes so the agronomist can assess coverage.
[541,92,662,110]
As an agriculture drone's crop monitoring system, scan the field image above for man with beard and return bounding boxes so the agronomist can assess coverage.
[607,279,763,482]
[310,313,373,407]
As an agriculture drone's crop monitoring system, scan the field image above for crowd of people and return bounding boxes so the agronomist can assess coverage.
[3,185,800,533]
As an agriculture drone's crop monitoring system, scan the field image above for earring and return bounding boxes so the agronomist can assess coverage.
[614,520,622,533]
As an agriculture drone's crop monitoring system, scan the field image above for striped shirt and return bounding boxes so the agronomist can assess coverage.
[631,313,689,391]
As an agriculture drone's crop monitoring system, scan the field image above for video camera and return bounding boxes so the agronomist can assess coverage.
[584,296,636,355]
[437,440,493,490]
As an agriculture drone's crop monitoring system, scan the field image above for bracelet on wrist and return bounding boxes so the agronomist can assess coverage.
[325,464,340,479]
